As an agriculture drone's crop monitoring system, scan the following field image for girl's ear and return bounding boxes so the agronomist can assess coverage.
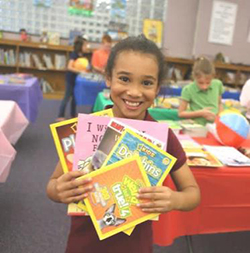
[105,76,111,88]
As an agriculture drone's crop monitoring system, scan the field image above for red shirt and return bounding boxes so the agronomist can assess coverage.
[91,48,110,71]
[65,111,186,253]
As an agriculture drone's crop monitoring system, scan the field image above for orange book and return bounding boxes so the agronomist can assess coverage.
[77,156,158,240]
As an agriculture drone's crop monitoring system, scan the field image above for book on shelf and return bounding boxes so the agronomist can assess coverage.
[203,145,250,167]
[31,54,44,69]
[43,54,54,69]
[0,49,16,65]
[48,32,60,45]
[77,155,159,240]
[55,54,66,70]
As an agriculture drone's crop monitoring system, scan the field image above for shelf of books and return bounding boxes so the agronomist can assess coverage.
[0,39,73,91]
[166,56,250,88]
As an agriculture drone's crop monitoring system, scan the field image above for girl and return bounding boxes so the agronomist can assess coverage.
[91,34,112,75]
[57,36,89,121]
[47,35,200,253]
[178,56,224,125]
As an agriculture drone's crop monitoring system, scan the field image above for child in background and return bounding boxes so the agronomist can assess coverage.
[57,36,89,121]
[178,57,224,125]
[19,28,30,42]
[47,35,200,253]
[91,34,112,75]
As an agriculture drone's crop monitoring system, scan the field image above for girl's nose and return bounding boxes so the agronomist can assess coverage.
[126,83,142,97]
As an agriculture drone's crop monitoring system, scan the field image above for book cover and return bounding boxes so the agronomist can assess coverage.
[90,118,166,172]
[50,118,78,173]
[185,148,223,167]
[77,156,158,240]
[50,109,113,216]
[102,129,177,187]
[204,145,250,167]
[177,134,203,149]
[73,114,169,174]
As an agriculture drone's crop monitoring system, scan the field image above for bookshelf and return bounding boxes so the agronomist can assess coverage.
[166,56,250,88]
[0,39,73,91]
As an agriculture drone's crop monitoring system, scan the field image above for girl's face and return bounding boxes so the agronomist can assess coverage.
[106,51,160,120]
[195,74,213,91]
[81,41,88,52]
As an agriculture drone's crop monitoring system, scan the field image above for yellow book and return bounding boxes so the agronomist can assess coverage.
[77,156,159,240]
[49,109,113,216]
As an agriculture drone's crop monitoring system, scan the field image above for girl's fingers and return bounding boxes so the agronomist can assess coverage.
[58,177,92,192]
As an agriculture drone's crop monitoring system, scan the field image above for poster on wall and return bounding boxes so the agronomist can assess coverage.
[68,0,94,16]
[33,0,52,7]
[208,1,238,45]
[143,19,163,48]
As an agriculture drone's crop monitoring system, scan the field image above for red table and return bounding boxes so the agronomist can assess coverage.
[153,135,250,246]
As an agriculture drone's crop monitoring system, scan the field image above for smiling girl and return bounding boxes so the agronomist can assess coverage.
[47,35,200,253]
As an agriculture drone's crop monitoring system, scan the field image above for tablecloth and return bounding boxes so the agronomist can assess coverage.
[153,136,250,246]
[0,101,29,182]
[0,75,43,123]
[74,75,107,106]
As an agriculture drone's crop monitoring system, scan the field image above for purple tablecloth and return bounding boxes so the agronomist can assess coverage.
[0,76,43,123]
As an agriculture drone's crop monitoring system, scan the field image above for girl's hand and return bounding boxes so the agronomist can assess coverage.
[55,171,93,204]
[137,186,177,213]
[200,107,216,121]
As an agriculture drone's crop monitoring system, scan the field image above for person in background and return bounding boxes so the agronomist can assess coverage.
[56,36,89,121]
[47,35,200,253]
[19,28,30,42]
[178,56,224,125]
[91,34,112,75]
[240,79,250,122]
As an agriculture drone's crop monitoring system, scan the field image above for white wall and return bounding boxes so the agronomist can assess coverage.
[164,0,250,65]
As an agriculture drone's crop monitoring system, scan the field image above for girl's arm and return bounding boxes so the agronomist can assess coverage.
[138,163,200,213]
[178,99,215,121]
[218,96,223,113]
[46,162,93,204]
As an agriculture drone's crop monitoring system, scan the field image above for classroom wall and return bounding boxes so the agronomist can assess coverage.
[164,0,250,65]
[163,0,199,59]
[194,0,250,65]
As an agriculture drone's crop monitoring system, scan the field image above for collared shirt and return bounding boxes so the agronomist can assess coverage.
[181,79,224,125]
[240,79,250,120]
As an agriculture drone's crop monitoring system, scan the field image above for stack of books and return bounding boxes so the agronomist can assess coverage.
[50,110,177,240]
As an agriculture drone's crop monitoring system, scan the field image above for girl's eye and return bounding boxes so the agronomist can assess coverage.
[119,76,129,82]
[143,80,154,86]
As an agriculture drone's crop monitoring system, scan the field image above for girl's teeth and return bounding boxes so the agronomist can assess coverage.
[125,101,140,107]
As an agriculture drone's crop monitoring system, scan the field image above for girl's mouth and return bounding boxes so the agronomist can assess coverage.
[123,99,142,109]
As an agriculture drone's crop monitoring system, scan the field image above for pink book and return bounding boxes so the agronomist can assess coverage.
[73,114,169,172]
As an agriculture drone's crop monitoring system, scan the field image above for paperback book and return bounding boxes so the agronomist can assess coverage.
[50,109,113,216]
[89,118,166,172]
[77,156,159,240]
[185,148,223,167]
[102,128,177,186]
[73,114,169,174]
[203,145,250,167]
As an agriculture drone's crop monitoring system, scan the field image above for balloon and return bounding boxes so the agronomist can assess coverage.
[74,57,89,71]
[215,112,249,148]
